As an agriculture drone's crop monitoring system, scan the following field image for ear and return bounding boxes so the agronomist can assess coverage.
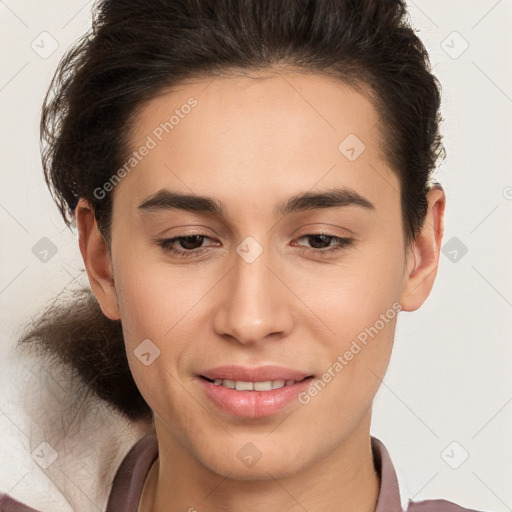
[400,183,446,312]
[75,198,120,320]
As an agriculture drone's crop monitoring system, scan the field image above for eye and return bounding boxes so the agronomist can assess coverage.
[292,234,354,256]
[156,233,219,258]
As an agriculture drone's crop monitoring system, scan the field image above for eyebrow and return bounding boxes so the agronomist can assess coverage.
[138,187,375,217]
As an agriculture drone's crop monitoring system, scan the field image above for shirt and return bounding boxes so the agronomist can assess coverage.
[0,434,488,512]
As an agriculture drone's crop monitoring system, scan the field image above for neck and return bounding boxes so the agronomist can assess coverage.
[141,413,380,512]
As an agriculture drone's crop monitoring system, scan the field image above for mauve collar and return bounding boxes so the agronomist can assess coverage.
[372,436,405,511]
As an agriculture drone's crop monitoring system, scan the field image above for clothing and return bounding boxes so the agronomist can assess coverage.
[1,433,487,512]
[0,350,152,512]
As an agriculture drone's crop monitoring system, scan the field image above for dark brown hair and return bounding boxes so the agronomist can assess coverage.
[21,0,445,421]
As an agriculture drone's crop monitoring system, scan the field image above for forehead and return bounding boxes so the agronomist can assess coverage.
[114,69,399,218]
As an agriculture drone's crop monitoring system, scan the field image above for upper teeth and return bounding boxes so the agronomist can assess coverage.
[212,379,297,391]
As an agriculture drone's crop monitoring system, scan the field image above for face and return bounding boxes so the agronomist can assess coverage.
[79,69,442,480]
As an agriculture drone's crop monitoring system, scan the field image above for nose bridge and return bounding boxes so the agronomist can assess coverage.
[213,237,291,344]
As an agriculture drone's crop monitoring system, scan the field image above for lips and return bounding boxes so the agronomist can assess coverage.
[199,365,312,382]
[197,365,315,418]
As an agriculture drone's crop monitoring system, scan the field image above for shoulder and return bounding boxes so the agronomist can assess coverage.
[371,436,495,512]
[407,498,490,512]
[0,349,153,511]
[105,432,159,511]
[0,494,40,511]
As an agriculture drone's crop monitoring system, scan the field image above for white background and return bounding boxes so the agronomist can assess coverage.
[0,1,511,510]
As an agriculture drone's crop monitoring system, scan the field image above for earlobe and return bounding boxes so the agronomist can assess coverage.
[75,198,120,320]
[400,184,446,312]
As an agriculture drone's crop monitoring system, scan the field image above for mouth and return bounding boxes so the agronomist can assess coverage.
[199,375,312,391]
[196,366,315,418]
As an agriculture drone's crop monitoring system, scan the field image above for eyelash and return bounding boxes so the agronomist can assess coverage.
[156,231,354,258]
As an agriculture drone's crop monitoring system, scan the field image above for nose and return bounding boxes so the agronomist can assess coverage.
[213,242,294,346]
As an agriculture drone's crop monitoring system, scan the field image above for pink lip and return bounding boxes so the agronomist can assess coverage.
[197,365,314,418]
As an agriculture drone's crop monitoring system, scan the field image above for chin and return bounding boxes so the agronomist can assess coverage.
[194,437,315,481]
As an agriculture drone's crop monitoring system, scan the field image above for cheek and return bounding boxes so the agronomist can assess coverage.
[113,247,211,340]
[294,237,405,341]
[113,259,200,425]
[111,248,218,400]
[294,239,404,407]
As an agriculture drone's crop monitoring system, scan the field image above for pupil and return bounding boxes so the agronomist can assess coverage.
[180,235,203,250]
[309,235,330,249]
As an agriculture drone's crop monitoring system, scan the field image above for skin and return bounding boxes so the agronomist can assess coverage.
[76,68,445,512]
